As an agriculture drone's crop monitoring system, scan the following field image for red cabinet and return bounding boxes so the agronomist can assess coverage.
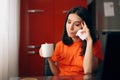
[19,0,87,77]
[54,0,87,42]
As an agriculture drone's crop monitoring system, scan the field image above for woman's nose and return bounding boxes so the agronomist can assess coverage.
[70,24,74,30]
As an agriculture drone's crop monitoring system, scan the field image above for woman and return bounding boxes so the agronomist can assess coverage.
[39,6,103,76]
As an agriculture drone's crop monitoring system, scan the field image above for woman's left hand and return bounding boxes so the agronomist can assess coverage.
[81,21,92,41]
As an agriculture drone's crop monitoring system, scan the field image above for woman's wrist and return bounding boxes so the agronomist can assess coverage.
[86,38,93,43]
[47,57,52,61]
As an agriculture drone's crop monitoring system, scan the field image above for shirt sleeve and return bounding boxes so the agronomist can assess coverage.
[51,41,61,62]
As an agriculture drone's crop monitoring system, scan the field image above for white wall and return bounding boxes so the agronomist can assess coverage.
[0,0,20,80]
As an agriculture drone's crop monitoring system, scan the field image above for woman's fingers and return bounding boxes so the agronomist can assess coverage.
[81,21,87,29]
[39,48,43,57]
[39,47,52,58]
[83,21,87,28]
[80,21,92,41]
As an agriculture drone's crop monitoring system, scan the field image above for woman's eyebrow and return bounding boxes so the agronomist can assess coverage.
[74,20,82,23]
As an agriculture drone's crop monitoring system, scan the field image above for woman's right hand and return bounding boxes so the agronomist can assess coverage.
[39,47,52,59]
[39,47,43,57]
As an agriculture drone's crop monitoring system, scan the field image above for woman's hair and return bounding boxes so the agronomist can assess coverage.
[62,6,98,55]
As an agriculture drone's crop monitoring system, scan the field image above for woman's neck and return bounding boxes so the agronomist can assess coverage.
[72,36,82,42]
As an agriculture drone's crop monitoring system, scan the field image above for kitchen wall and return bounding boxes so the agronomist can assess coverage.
[96,0,120,53]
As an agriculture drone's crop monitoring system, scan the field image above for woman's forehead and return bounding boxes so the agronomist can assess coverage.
[68,14,82,21]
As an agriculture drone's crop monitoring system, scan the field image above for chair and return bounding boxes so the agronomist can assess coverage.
[101,32,120,79]
[44,58,53,76]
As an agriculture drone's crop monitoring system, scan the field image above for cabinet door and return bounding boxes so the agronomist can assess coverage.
[28,0,54,76]
[19,0,54,76]
[54,0,87,42]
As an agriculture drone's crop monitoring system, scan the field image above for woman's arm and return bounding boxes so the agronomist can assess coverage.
[83,39,99,74]
[39,48,60,75]
[82,22,99,74]
[47,58,60,76]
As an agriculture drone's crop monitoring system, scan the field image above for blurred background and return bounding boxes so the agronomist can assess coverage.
[0,0,120,80]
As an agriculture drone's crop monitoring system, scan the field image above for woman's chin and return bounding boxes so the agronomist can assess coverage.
[69,35,78,39]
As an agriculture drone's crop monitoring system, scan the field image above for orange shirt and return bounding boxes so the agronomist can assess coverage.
[52,40,103,76]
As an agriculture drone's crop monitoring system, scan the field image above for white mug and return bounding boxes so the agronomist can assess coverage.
[41,43,54,57]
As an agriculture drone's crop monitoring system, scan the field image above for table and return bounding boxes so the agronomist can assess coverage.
[9,74,102,80]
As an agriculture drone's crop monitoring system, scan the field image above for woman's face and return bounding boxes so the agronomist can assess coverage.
[66,13,83,38]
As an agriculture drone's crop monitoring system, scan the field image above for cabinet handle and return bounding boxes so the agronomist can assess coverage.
[27,51,39,54]
[27,51,36,54]
[27,9,45,13]
[27,45,40,54]
[27,45,36,49]
[62,10,69,14]
[27,45,40,49]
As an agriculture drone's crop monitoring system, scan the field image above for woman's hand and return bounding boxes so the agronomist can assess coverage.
[39,47,52,59]
[39,47,43,57]
[81,21,92,41]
